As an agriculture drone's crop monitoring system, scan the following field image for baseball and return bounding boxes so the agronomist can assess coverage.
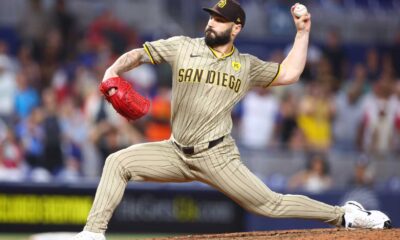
[293,3,308,18]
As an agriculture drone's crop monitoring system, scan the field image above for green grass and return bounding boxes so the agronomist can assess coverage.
[0,233,177,240]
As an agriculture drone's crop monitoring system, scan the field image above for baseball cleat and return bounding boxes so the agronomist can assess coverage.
[71,231,106,240]
[342,201,391,229]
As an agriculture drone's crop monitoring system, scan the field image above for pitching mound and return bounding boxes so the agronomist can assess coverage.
[151,228,400,240]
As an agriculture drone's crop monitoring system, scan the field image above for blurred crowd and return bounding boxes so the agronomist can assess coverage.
[237,30,400,192]
[238,30,400,154]
[0,0,169,182]
[0,1,399,193]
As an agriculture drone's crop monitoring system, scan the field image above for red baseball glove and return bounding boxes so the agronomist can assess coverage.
[99,77,150,120]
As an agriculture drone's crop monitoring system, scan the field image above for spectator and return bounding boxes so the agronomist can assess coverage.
[91,122,124,164]
[0,40,18,71]
[84,90,119,125]
[332,67,366,152]
[41,88,64,175]
[393,80,400,153]
[15,107,44,169]
[346,63,370,91]
[58,96,84,182]
[240,87,279,149]
[359,76,397,156]
[348,155,375,189]
[0,119,6,142]
[322,29,347,82]
[365,48,381,83]
[14,71,40,121]
[123,64,157,96]
[18,0,49,61]
[60,96,88,172]
[51,68,71,104]
[57,154,81,182]
[0,127,26,181]
[297,82,334,151]
[0,54,17,124]
[87,9,139,55]
[381,52,395,81]
[39,29,65,90]
[49,0,78,60]
[60,97,87,145]
[315,56,339,92]
[82,60,121,126]
[145,87,171,141]
[16,43,42,90]
[288,152,332,193]
[276,90,303,150]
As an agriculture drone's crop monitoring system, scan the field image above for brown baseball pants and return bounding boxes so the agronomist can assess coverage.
[84,135,344,233]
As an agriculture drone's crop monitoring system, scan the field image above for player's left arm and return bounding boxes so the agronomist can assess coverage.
[270,5,311,86]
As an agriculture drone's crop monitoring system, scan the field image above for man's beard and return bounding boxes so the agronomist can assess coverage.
[204,27,232,48]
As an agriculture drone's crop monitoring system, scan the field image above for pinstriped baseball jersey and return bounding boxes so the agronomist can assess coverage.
[83,38,346,235]
[144,36,279,146]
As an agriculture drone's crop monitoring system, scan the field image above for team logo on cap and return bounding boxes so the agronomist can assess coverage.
[217,0,227,8]
[232,61,241,72]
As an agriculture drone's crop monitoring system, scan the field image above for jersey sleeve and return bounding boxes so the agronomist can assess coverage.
[143,36,185,65]
[248,55,280,88]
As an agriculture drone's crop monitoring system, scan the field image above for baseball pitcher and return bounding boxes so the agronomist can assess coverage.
[72,1,390,239]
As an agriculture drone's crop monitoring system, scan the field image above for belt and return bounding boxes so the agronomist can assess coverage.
[174,136,224,155]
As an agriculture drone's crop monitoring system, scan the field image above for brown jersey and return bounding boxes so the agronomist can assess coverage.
[144,36,279,146]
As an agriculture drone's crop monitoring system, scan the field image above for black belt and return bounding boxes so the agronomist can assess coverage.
[174,136,224,155]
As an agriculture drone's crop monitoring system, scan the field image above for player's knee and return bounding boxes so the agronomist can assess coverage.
[104,151,123,169]
[245,204,278,218]
[247,192,283,217]
[103,151,132,179]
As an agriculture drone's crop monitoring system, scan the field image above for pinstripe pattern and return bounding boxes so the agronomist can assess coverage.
[85,140,194,233]
[144,37,279,146]
[84,136,343,233]
[83,37,344,234]
[189,136,343,225]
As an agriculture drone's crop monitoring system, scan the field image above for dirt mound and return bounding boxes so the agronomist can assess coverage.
[151,228,400,240]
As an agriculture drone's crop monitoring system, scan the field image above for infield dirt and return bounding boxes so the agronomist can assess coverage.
[150,228,400,240]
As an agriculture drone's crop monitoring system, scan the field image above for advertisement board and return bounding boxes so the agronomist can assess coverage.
[0,183,244,233]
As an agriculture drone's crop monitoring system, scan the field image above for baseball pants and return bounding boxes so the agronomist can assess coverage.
[84,135,344,233]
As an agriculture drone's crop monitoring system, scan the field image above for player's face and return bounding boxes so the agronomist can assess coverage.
[204,14,234,47]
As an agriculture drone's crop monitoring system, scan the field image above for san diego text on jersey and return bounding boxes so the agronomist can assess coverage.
[177,68,242,93]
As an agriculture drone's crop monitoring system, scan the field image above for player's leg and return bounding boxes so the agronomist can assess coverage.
[83,140,191,234]
[192,136,344,226]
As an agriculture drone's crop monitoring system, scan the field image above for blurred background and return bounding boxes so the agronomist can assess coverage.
[0,0,399,238]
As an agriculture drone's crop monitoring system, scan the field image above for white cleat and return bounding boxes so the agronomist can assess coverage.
[71,231,106,240]
[342,201,392,229]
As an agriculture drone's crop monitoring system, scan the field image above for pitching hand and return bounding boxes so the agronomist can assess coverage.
[291,4,311,33]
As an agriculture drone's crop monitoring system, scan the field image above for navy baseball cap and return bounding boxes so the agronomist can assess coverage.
[203,0,246,27]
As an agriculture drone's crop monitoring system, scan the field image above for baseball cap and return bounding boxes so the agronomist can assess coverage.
[203,0,246,27]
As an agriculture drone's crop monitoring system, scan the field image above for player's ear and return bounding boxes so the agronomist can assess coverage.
[232,24,242,37]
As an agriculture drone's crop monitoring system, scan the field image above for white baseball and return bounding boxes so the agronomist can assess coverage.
[293,3,308,18]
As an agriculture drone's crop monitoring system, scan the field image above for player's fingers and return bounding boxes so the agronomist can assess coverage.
[296,12,310,22]
[290,4,298,18]
[291,3,298,11]
[108,87,117,96]
[301,13,311,21]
